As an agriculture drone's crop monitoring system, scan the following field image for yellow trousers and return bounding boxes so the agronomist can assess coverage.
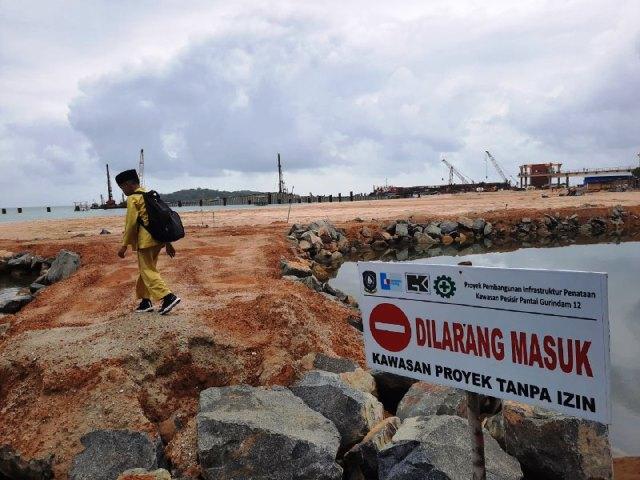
[136,245,171,301]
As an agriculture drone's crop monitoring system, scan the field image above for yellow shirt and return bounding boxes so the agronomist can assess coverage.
[122,188,161,250]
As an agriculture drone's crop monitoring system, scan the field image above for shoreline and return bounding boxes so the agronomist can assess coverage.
[1,190,640,242]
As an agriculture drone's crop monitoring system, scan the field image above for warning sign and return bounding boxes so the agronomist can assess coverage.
[370,303,412,352]
[358,263,611,423]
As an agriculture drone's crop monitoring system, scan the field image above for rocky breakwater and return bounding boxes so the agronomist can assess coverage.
[0,250,80,314]
[12,352,613,479]
[355,205,633,254]
[284,207,634,287]
[282,220,359,307]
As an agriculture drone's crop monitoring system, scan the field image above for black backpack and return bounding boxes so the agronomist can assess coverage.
[136,190,185,243]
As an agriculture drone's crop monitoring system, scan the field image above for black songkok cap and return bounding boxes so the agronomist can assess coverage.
[115,169,139,185]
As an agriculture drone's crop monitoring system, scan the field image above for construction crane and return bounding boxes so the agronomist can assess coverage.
[105,164,116,207]
[277,153,287,194]
[441,158,473,185]
[485,151,509,185]
[138,149,145,186]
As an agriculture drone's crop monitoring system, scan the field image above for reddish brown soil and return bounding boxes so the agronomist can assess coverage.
[0,224,362,477]
[0,190,638,478]
[614,457,640,480]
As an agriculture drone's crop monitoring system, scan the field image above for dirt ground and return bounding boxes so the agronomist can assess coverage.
[0,189,639,478]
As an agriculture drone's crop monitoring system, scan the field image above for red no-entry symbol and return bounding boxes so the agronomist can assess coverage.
[369,303,411,352]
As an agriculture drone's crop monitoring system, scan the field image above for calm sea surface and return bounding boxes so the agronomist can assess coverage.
[330,242,640,456]
[0,204,286,224]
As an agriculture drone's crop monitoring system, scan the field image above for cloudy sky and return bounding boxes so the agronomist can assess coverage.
[1,0,639,206]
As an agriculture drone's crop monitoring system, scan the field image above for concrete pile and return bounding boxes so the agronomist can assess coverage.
[0,249,81,314]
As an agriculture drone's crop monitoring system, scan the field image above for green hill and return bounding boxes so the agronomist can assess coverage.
[160,188,265,203]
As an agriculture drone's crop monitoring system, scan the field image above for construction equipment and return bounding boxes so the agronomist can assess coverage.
[442,158,473,185]
[485,151,509,185]
[138,149,145,186]
[277,153,287,194]
[105,164,116,207]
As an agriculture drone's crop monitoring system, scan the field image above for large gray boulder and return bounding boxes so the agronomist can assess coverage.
[45,250,80,284]
[0,288,33,314]
[395,222,409,237]
[439,221,458,235]
[379,415,522,480]
[486,401,612,480]
[197,385,342,480]
[290,370,384,450]
[303,352,358,374]
[69,430,165,480]
[472,218,486,233]
[424,223,442,238]
[344,417,401,480]
[396,382,466,420]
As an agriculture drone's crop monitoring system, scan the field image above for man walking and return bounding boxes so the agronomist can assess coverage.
[115,169,181,315]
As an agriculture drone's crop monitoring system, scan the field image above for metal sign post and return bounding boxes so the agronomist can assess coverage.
[467,391,485,480]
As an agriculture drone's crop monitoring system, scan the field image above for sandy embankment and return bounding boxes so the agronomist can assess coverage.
[0,189,639,478]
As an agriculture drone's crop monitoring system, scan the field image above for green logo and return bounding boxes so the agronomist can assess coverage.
[434,275,456,298]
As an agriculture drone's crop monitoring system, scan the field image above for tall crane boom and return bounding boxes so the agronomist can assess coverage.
[485,150,508,184]
[106,164,113,203]
[138,149,145,186]
[277,153,287,194]
[441,158,473,184]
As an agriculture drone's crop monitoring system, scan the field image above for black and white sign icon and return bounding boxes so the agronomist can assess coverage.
[362,270,377,293]
[406,273,430,294]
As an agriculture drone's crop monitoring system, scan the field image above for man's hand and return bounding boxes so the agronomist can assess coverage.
[166,243,176,258]
[118,246,128,258]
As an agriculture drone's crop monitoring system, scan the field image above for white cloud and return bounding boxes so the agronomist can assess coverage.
[0,0,639,206]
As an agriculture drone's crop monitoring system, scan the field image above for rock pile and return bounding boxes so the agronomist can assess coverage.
[359,217,493,250]
[0,250,81,314]
[288,220,351,266]
[281,221,359,308]
[284,208,634,302]
[51,355,613,479]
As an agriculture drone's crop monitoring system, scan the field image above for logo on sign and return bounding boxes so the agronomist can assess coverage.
[434,275,456,298]
[380,272,402,291]
[362,270,377,293]
[369,303,411,352]
[406,273,430,294]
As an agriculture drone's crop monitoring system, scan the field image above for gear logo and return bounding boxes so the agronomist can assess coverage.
[434,275,456,298]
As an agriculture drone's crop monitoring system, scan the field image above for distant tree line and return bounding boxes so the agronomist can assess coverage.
[161,188,264,203]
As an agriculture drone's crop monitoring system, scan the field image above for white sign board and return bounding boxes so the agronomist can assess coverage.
[357,262,611,423]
